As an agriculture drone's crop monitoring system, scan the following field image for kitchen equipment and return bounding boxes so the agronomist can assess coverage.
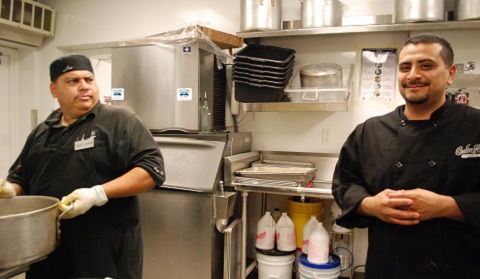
[240,0,283,32]
[138,132,252,279]
[224,218,242,279]
[0,196,71,270]
[236,165,317,184]
[234,44,295,68]
[455,0,480,20]
[112,43,226,131]
[395,0,445,23]
[300,0,340,28]
[112,37,254,278]
[233,44,296,102]
[299,63,342,88]
[285,64,353,103]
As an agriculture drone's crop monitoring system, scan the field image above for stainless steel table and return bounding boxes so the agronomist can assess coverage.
[233,180,333,279]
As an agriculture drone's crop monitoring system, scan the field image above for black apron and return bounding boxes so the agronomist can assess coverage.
[26,117,142,279]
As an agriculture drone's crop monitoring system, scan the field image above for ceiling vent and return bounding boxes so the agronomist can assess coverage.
[0,0,56,47]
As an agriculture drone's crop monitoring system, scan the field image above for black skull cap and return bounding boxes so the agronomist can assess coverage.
[49,54,94,81]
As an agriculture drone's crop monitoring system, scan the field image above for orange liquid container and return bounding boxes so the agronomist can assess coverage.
[286,197,324,250]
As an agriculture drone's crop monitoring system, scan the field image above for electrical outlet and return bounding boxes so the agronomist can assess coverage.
[322,128,332,144]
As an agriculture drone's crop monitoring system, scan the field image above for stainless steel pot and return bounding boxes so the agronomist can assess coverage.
[0,196,70,269]
[240,0,283,32]
[300,63,343,88]
[455,0,480,20]
[300,0,340,28]
[395,0,445,23]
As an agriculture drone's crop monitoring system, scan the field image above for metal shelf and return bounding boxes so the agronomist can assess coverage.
[242,101,348,112]
[234,180,333,279]
[237,20,480,39]
[233,180,333,198]
[236,20,480,112]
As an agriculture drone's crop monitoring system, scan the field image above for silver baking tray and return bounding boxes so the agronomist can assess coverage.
[235,166,316,183]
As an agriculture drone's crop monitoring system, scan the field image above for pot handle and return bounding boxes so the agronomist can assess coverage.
[57,203,74,241]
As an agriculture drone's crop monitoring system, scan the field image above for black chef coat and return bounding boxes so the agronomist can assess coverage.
[332,102,480,279]
[7,102,165,279]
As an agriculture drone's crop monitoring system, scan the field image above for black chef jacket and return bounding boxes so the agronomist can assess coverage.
[332,102,480,279]
[7,102,165,279]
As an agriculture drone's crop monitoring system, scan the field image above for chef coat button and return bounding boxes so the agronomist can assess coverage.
[396,162,403,168]
[400,120,406,126]
[428,161,436,167]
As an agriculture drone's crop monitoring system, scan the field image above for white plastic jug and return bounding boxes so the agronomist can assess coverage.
[302,216,318,254]
[256,211,276,250]
[307,222,330,264]
[276,212,297,252]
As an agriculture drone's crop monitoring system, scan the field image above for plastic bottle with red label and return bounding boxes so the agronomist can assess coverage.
[302,215,318,254]
[255,211,276,250]
[276,212,297,252]
[307,222,330,264]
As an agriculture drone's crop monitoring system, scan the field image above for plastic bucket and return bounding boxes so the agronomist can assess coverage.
[257,252,295,279]
[287,197,324,249]
[298,253,341,279]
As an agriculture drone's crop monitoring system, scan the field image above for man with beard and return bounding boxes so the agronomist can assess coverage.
[332,34,480,278]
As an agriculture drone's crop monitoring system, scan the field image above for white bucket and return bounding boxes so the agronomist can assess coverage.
[257,252,295,279]
[298,253,341,279]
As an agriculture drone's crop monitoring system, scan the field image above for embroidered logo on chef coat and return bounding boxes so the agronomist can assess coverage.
[74,131,96,151]
[455,144,480,158]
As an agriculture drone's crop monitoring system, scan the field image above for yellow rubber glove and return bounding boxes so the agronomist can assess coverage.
[0,178,16,198]
[59,185,108,219]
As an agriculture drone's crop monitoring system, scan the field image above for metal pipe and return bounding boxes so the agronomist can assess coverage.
[246,260,256,277]
[241,192,248,279]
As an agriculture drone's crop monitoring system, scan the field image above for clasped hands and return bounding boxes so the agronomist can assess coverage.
[359,188,456,226]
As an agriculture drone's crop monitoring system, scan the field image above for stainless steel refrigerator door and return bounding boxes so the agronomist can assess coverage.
[139,190,223,279]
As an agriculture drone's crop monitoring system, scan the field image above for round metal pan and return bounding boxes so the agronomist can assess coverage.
[0,196,71,269]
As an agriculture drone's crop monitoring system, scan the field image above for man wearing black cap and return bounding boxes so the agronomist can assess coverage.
[2,54,166,278]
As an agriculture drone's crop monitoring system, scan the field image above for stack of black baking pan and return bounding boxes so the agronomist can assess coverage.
[233,45,295,103]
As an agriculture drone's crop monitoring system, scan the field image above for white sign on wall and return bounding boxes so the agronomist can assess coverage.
[360,48,397,102]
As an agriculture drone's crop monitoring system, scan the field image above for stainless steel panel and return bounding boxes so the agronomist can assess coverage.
[139,190,223,279]
[174,44,200,130]
[224,151,260,186]
[223,218,242,279]
[226,132,253,156]
[111,45,176,130]
[154,136,226,193]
